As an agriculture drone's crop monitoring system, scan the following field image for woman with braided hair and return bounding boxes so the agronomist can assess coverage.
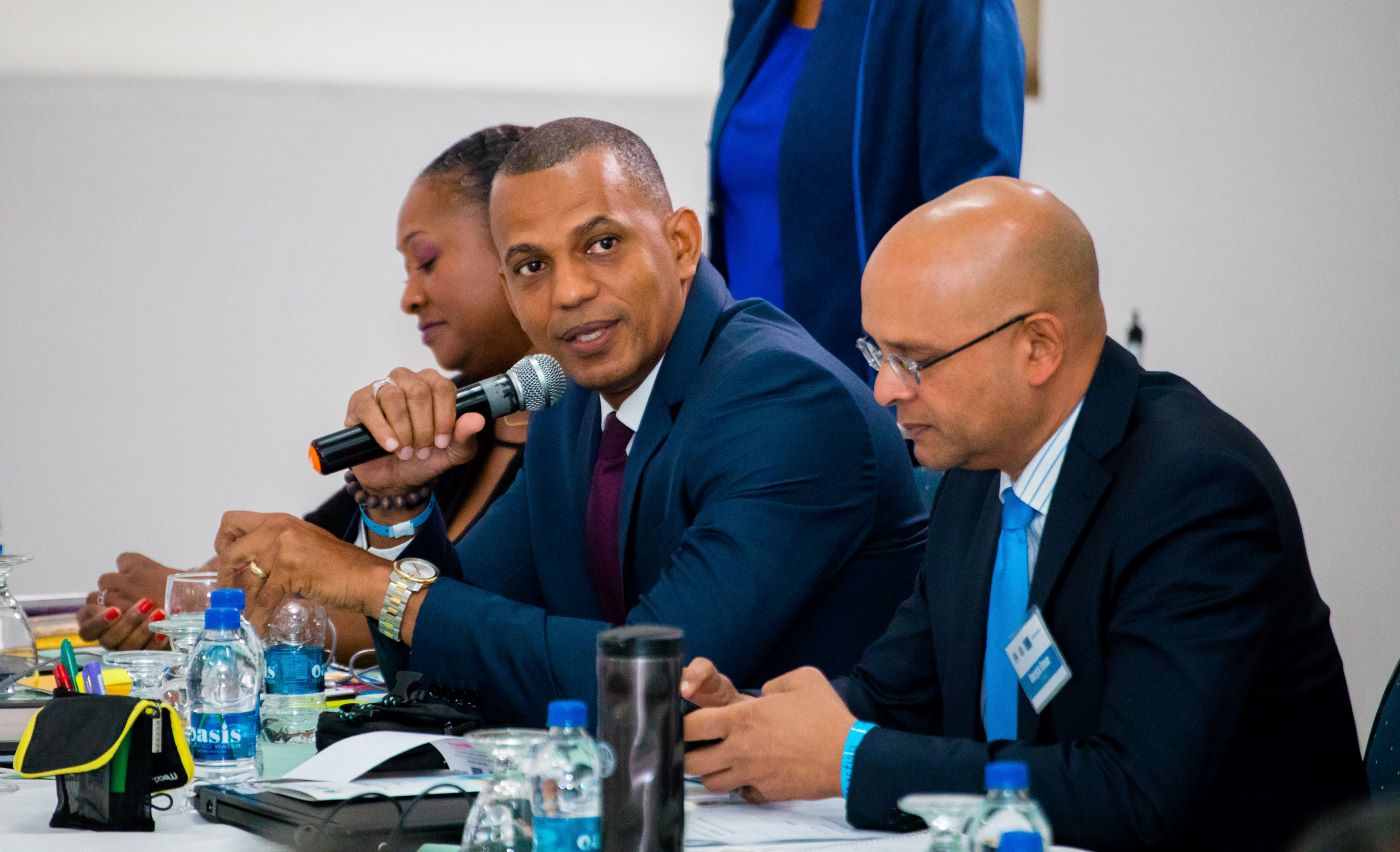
[77,125,537,659]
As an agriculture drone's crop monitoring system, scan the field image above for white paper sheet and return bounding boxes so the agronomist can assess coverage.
[280,731,490,782]
[265,772,487,802]
[684,797,903,846]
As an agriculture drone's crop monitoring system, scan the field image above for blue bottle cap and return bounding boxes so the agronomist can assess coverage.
[547,699,587,728]
[985,760,1029,790]
[204,607,240,631]
[210,588,246,612]
[998,831,1043,852]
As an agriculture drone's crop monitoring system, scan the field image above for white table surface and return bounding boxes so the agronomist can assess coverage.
[0,775,1089,851]
[0,777,280,851]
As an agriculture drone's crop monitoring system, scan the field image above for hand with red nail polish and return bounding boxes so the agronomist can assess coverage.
[77,590,166,651]
[77,552,180,649]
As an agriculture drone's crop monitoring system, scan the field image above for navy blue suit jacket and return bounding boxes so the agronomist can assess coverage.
[709,0,1024,375]
[373,260,926,725]
[841,340,1365,851]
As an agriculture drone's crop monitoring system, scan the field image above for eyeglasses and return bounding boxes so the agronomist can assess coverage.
[856,313,1031,386]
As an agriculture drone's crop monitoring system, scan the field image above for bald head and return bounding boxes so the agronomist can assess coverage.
[862,178,1108,475]
[868,177,1104,345]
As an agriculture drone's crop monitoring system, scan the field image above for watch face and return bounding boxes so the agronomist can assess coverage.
[399,559,438,582]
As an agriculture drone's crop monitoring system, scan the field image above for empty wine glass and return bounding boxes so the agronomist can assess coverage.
[899,793,985,852]
[0,553,38,696]
[460,728,548,852]
[160,571,218,719]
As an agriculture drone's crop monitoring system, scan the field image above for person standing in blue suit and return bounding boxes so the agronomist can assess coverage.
[710,0,1025,377]
[215,118,927,726]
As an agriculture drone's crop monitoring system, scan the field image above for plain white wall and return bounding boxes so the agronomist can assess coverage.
[1,1,1396,734]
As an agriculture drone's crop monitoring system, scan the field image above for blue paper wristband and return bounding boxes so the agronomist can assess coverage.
[841,721,877,799]
[360,494,436,539]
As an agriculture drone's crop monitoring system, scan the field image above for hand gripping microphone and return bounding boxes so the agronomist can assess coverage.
[307,354,567,474]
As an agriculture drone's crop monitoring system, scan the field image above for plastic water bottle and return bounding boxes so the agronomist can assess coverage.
[970,761,1053,851]
[209,587,264,678]
[531,699,603,851]
[186,606,260,783]
[257,593,328,779]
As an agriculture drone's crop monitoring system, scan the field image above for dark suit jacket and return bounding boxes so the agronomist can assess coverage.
[373,259,927,725]
[841,340,1366,851]
[709,0,1024,375]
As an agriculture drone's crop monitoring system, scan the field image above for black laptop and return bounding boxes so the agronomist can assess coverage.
[196,777,475,851]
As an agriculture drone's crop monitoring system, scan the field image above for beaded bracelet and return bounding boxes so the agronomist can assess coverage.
[344,470,436,510]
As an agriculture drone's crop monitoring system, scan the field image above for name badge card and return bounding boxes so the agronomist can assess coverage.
[1004,606,1071,713]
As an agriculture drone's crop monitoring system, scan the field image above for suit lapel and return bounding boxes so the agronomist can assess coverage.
[942,477,1003,739]
[1027,448,1111,610]
[616,393,674,572]
[616,260,732,577]
[560,392,606,616]
[1028,340,1140,610]
[1020,340,1140,740]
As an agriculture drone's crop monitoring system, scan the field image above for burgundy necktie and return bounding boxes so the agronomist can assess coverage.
[585,412,633,624]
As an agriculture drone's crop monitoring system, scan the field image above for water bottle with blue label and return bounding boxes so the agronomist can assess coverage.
[186,606,260,783]
[531,699,604,851]
[257,593,328,779]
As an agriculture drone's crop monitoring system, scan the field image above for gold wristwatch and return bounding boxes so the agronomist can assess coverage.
[377,558,440,642]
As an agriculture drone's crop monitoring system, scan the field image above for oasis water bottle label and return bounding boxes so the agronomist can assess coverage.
[533,816,600,851]
[264,645,325,694]
[188,709,258,761]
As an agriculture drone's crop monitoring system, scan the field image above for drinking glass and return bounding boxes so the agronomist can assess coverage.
[460,728,548,852]
[0,554,38,695]
[160,571,219,718]
[103,649,186,700]
[899,793,985,852]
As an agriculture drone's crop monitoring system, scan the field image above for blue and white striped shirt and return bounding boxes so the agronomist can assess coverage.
[998,398,1085,581]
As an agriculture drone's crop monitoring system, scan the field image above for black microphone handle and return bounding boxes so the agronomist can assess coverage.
[308,373,520,474]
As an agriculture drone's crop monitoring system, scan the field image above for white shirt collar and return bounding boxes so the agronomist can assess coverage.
[998,398,1085,518]
[599,355,665,438]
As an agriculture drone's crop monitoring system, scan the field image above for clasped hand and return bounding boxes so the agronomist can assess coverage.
[681,657,854,804]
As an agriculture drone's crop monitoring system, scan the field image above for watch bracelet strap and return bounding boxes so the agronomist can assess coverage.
[378,562,427,642]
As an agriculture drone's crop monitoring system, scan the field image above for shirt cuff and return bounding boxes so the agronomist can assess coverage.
[841,721,877,800]
[354,521,413,560]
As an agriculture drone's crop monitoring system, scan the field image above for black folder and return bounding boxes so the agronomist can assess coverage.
[195,778,474,851]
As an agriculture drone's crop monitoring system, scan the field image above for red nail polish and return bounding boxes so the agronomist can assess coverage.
[105,607,121,621]
[137,598,154,615]
[149,609,166,622]
[154,634,167,643]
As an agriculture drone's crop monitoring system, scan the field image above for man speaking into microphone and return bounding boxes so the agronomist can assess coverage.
[215,118,926,725]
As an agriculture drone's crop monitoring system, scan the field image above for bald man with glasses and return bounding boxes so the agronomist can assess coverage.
[682,177,1365,852]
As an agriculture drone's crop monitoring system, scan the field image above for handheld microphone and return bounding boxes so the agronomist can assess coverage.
[307,354,566,474]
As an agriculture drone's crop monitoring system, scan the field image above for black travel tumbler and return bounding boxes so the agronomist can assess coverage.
[596,625,684,851]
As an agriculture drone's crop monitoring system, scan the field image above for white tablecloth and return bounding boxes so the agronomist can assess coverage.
[0,777,280,852]
[0,775,1089,851]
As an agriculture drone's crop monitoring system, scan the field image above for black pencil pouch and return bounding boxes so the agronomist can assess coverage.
[13,694,193,831]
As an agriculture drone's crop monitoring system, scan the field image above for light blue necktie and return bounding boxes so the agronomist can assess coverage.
[983,488,1036,741]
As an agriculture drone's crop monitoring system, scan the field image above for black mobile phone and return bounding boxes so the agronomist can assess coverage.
[681,698,722,751]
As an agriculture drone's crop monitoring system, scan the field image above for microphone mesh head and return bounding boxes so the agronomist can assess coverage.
[509,354,567,411]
